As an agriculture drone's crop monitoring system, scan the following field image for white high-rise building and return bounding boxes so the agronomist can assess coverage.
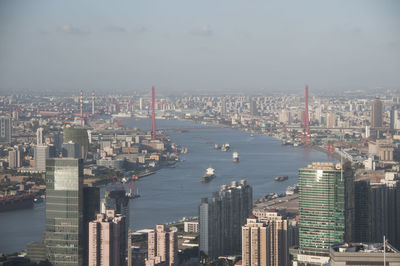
[37,127,44,146]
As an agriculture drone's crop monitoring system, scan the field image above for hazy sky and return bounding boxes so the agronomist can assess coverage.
[0,0,399,94]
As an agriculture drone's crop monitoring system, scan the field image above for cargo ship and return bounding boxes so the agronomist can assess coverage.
[274,176,289,182]
[232,152,239,162]
[0,193,35,212]
[202,167,216,183]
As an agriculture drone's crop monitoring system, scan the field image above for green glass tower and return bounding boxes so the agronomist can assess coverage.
[44,158,84,266]
[298,162,345,257]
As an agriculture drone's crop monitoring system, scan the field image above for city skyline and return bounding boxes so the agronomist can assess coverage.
[0,1,399,93]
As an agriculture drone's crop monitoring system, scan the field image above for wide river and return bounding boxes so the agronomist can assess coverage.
[0,119,335,254]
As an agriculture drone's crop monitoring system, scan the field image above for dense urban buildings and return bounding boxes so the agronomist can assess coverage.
[199,180,252,258]
[1,89,400,266]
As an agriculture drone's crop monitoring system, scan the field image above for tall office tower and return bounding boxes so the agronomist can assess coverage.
[354,173,400,250]
[390,106,396,129]
[220,98,227,116]
[37,127,44,145]
[0,116,12,144]
[83,186,100,266]
[199,180,253,258]
[62,142,82,158]
[279,110,291,124]
[88,210,127,266]
[297,162,353,263]
[326,112,337,128]
[250,99,258,116]
[8,149,18,169]
[54,132,63,154]
[91,91,95,115]
[242,211,288,266]
[44,158,84,266]
[145,224,178,266]
[371,98,383,128]
[63,127,89,160]
[34,145,49,171]
[139,98,144,110]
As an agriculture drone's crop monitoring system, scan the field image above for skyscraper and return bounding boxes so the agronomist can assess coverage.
[371,98,383,128]
[44,158,84,266]
[242,216,267,266]
[326,112,337,128]
[34,145,49,172]
[83,186,100,266]
[37,127,44,145]
[63,127,89,160]
[88,210,127,266]
[146,224,178,266]
[297,162,353,262]
[100,189,130,264]
[250,99,258,116]
[62,142,82,158]
[0,116,12,144]
[199,180,252,258]
[242,210,288,266]
[354,173,400,250]
[8,149,21,169]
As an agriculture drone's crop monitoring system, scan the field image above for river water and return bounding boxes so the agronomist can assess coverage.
[0,119,335,254]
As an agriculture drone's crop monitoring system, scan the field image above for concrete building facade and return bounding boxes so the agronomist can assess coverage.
[146,224,178,266]
[88,210,127,266]
[242,211,288,266]
[371,98,383,128]
[0,116,12,144]
[199,180,253,258]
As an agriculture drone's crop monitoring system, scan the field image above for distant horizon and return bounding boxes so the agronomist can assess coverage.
[0,86,397,98]
[0,1,399,93]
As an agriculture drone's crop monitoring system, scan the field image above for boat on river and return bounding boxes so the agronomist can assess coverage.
[202,167,216,183]
[274,176,289,182]
[232,152,239,162]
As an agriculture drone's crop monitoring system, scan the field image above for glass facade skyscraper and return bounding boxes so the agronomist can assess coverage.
[298,162,346,257]
[44,158,84,266]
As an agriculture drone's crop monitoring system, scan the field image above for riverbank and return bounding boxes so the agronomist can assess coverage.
[0,118,336,254]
